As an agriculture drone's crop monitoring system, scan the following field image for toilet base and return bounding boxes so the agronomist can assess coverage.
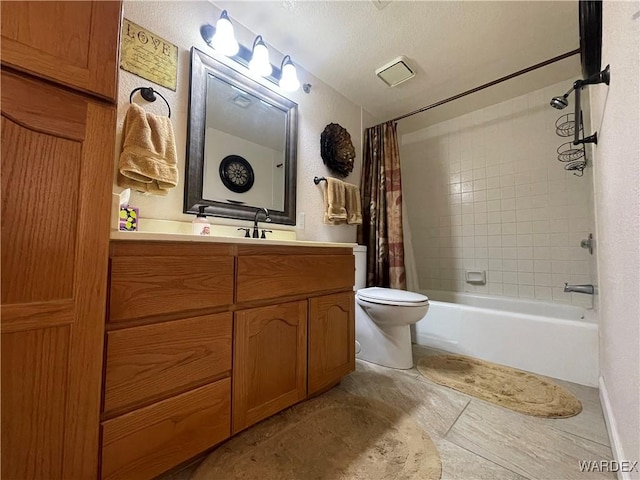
[355,306,414,369]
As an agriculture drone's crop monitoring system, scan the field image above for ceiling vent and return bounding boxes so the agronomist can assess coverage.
[370,0,392,10]
[375,56,415,87]
[231,93,253,108]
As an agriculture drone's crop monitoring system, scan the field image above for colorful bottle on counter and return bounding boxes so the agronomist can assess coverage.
[192,206,211,236]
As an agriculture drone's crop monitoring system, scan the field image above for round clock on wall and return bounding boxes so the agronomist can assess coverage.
[219,155,254,193]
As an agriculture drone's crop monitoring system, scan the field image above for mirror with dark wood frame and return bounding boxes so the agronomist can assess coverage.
[185,47,298,225]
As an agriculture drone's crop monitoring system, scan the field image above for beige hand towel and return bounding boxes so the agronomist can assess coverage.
[344,182,362,225]
[323,177,348,225]
[117,103,178,196]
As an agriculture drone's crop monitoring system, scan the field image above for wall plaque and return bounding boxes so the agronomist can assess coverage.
[120,19,178,91]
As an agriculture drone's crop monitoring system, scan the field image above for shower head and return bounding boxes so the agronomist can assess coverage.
[550,66,611,111]
[550,96,569,109]
[549,86,575,110]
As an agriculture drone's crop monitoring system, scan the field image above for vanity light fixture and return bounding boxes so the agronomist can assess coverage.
[279,55,300,92]
[249,35,272,77]
[210,10,239,57]
[200,10,307,93]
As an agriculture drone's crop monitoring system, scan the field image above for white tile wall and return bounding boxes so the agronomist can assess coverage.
[401,79,595,307]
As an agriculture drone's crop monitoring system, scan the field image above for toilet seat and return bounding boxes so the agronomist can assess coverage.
[356,287,429,307]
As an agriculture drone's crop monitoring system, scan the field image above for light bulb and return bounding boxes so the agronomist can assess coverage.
[279,57,300,92]
[249,36,272,77]
[211,10,239,56]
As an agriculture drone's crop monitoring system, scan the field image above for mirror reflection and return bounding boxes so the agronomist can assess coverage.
[185,47,298,225]
[203,74,286,211]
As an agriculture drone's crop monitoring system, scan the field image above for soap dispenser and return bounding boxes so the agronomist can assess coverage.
[192,206,211,236]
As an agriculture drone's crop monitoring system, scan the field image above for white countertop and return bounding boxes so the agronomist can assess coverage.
[110,230,357,249]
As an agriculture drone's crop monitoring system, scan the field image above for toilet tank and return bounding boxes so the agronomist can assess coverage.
[353,245,367,290]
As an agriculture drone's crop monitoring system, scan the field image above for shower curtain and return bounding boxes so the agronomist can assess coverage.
[357,121,406,289]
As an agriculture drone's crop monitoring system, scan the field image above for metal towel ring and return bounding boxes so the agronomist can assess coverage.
[129,87,171,118]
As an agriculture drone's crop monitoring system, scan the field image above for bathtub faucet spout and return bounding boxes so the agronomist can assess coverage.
[564,283,595,295]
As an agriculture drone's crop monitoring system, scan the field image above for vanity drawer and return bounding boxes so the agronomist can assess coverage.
[236,254,355,303]
[108,255,234,322]
[103,313,232,416]
[101,378,231,480]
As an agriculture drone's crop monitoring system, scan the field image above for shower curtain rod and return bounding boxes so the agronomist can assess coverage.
[387,48,580,124]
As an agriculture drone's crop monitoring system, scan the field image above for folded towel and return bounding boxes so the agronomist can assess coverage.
[117,103,178,196]
[344,182,362,225]
[323,177,348,225]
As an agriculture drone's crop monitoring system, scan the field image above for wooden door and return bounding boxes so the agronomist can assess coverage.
[233,301,307,433]
[1,71,115,479]
[308,292,355,395]
[1,1,122,101]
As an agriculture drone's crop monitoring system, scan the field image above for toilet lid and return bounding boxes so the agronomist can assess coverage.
[356,287,429,306]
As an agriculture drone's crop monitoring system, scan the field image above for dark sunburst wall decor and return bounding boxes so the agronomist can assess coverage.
[320,123,355,178]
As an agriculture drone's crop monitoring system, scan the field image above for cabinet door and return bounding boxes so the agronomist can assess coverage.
[1,71,115,479]
[1,1,122,101]
[233,301,307,433]
[308,292,355,396]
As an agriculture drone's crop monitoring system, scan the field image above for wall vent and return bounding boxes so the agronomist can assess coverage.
[375,56,415,87]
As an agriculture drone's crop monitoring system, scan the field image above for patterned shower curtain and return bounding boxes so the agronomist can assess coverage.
[357,121,406,289]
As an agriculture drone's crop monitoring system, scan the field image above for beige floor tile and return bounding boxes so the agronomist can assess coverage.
[437,438,529,480]
[446,400,615,480]
[158,351,613,480]
[542,378,610,447]
[157,461,200,480]
[337,359,471,440]
[412,344,611,447]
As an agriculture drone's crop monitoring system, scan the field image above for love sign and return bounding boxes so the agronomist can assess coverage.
[120,19,178,91]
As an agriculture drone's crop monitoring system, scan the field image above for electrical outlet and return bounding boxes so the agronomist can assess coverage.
[298,212,305,229]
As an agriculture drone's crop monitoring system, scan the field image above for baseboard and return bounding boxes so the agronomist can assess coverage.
[599,376,634,480]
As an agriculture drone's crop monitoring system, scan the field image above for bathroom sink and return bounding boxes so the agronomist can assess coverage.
[110,230,357,248]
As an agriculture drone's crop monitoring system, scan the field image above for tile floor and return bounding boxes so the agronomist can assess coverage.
[163,345,614,480]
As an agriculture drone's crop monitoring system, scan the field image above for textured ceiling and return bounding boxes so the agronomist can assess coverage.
[212,1,581,132]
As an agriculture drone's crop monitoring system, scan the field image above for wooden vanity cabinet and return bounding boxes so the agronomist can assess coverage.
[232,301,308,433]
[101,379,231,480]
[102,241,355,479]
[102,242,235,480]
[103,312,233,417]
[231,244,355,432]
[308,292,356,396]
[1,1,122,102]
[1,2,122,478]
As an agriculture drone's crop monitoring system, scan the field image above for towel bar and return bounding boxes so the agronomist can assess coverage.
[313,176,327,185]
[129,87,172,118]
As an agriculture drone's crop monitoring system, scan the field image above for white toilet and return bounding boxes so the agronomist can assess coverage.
[354,246,429,369]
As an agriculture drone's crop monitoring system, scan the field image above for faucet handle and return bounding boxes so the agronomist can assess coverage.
[237,227,251,238]
[261,229,272,239]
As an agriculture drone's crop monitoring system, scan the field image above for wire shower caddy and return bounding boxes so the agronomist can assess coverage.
[555,113,587,176]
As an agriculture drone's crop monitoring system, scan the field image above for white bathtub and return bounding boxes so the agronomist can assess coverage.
[413,290,599,387]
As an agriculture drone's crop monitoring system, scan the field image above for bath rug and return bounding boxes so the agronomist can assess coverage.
[192,391,441,480]
[417,354,582,418]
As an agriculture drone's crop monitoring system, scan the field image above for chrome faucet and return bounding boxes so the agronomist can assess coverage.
[564,283,595,295]
[253,208,271,238]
